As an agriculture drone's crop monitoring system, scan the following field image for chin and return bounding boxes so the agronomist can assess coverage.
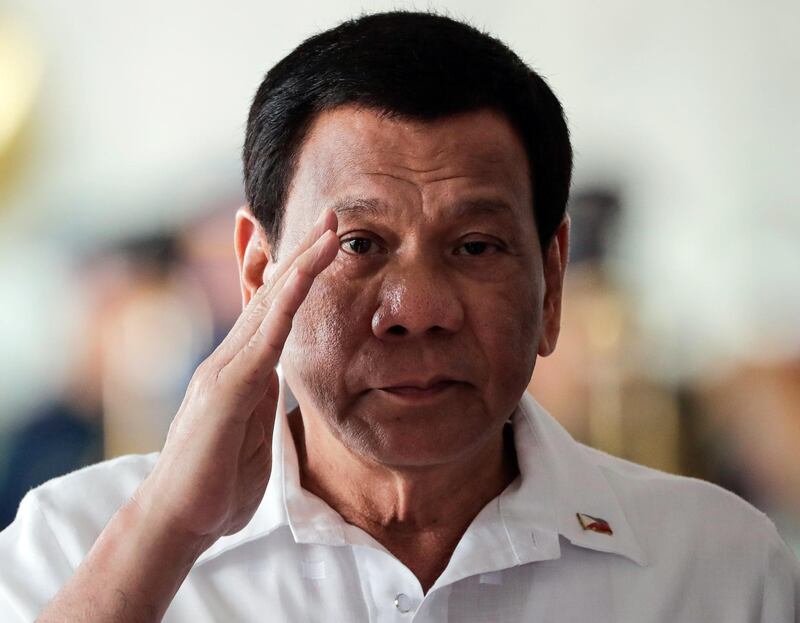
[332,399,498,469]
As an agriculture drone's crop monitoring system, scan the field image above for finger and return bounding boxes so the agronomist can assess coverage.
[258,207,338,306]
[227,223,338,372]
[276,208,338,277]
[208,229,337,412]
[231,228,339,377]
[217,209,338,360]
[227,208,336,343]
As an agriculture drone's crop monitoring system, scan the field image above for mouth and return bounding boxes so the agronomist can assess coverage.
[376,380,461,403]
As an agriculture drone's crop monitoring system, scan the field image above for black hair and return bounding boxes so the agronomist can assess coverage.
[243,10,572,258]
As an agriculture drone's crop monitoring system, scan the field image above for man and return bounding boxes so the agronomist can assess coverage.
[1,11,798,622]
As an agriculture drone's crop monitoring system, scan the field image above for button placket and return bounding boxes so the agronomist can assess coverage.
[351,545,424,622]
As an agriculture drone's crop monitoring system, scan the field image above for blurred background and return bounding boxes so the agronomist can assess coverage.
[0,0,798,554]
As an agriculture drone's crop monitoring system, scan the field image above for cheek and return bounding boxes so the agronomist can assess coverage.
[283,273,368,404]
[473,280,541,396]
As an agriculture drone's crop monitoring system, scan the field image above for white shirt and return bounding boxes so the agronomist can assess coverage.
[1,365,798,622]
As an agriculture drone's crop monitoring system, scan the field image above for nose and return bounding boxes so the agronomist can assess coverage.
[371,258,465,340]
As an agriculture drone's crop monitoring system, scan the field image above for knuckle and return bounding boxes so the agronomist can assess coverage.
[255,294,273,313]
[294,268,313,286]
[244,296,274,327]
[192,357,218,384]
[262,274,277,293]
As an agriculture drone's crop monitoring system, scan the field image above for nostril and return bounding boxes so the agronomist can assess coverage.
[388,325,407,336]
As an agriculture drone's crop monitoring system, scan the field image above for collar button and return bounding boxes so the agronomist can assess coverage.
[394,592,413,614]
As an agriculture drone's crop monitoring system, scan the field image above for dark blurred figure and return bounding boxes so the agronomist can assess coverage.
[529,186,682,474]
[0,247,125,529]
[693,360,800,555]
[529,188,800,556]
[0,404,102,529]
[0,233,193,528]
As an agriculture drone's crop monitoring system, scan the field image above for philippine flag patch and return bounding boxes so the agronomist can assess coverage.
[576,512,613,535]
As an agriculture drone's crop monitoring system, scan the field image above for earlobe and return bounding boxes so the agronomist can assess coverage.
[234,206,272,308]
[537,216,570,358]
[537,334,553,357]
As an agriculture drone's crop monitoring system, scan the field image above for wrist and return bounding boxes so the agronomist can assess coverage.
[122,493,216,565]
[39,491,216,622]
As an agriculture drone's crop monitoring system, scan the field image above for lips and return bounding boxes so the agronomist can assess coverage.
[374,376,462,403]
[381,380,457,395]
[378,375,459,392]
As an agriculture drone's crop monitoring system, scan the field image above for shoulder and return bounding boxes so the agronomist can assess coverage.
[583,444,799,616]
[582,442,767,520]
[518,394,793,570]
[17,453,159,566]
[580,443,790,566]
[0,454,160,620]
[31,452,159,508]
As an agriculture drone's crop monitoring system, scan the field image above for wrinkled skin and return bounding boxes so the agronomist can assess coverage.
[265,105,567,469]
[37,106,567,621]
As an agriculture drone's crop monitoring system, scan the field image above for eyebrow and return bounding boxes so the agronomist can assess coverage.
[330,197,518,221]
[451,198,517,220]
[330,197,387,219]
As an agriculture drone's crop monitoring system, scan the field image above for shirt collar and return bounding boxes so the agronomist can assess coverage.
[197,364,648,567]
[502,392,649,567]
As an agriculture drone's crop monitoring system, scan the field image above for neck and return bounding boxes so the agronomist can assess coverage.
[288,408,518,591]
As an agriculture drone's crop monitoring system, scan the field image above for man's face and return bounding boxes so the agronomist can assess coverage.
[274,105,566,467]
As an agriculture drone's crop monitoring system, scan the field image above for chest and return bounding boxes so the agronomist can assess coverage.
[161,534,761,623]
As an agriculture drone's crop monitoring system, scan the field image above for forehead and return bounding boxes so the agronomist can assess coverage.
[283,105,534,233]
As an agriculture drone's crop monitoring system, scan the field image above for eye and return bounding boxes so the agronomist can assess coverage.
[340,236,380,256]
[455,239,503,256]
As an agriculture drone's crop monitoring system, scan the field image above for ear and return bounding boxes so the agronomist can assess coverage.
[234,205,273,309]
[537,215,570,357]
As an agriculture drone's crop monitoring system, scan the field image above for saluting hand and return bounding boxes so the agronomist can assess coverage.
[38,208,339,623]
[133,208,338,544]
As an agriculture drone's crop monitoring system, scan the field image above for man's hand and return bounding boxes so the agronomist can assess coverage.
[134,207,338,542]
[37,208,339,622]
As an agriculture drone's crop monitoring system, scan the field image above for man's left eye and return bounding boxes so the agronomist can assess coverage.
[456,240,501,256]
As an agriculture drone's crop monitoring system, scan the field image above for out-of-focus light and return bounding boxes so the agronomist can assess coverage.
[0,16,42,167]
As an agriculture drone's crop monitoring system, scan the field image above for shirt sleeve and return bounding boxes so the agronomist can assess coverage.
[0,491,75,622]
[760,523,800,623]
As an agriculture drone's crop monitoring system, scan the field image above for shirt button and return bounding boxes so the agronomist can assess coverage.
[394,593,412,613]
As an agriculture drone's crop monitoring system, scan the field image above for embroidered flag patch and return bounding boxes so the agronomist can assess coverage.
[576,512,613,535]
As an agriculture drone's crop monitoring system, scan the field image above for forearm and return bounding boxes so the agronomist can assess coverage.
[34,210,334,621]
[37,498,212,623]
